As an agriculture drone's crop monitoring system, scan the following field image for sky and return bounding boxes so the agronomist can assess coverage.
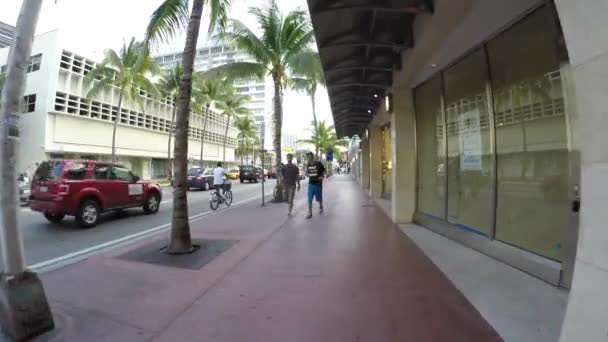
[0,0,333,138]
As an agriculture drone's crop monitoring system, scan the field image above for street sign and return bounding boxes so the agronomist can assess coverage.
[326,148,334,162]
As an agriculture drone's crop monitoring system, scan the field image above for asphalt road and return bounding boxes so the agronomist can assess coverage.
[1,179,276,270]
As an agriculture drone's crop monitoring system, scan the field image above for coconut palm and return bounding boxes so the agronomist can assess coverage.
[291,49,325,157]
[300,120,347,159]
[216,89,251,163]
[208,0,314,200]
[86,38,160,162]
[192,75,230,166]
[145,0,232,254]
[0,0,55,338]
[159,65,183,178]
[235,114,257,164]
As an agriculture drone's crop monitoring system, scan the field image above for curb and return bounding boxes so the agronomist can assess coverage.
[29,193,274,274]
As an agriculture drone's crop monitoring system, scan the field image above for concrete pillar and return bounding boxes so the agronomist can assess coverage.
[369,126,383,198]
[390,86,417,223]
[361,138,370,190]
[555,2,608,341]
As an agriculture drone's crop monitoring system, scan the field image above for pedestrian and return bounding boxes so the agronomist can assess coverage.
[283,153,300,216]
[305,151,325,219]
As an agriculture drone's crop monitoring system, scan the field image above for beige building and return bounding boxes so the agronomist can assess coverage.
[308,0,608,340]
[0,30,237,179]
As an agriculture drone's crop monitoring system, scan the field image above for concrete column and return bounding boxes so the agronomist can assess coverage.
[369,126,383,198]
[390,86,417,223]
[361,138,370,190]
[555,2,608,341]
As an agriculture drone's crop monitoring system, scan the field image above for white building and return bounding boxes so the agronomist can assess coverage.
[153,41,274,149]
[0,30,237,180]
[0,21,15,48]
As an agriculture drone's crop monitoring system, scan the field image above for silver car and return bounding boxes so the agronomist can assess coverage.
[18,180,31,206]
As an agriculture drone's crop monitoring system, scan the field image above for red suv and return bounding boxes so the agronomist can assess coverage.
[30,160,162,228]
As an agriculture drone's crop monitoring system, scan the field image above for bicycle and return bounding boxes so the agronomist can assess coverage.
[210,181,233,210]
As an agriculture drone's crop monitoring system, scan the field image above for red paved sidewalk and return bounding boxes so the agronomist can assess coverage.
[33,175,502,342]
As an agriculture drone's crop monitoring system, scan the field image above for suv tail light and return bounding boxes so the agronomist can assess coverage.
[58,184,70,195]
[197,176,204,180]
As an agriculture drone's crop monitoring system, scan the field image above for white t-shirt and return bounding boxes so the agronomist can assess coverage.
[213,167,225,185]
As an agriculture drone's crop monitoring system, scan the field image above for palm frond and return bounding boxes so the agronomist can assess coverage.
[207,0,231,35]
[204,62,266,81]
[222,19,273,65]
[145,0,190,46]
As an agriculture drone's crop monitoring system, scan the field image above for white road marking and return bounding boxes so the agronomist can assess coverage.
[29,194,265,273]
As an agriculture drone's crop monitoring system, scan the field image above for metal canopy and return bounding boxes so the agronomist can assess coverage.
[307,0,433,137]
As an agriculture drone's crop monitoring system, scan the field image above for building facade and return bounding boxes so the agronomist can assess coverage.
[154,41,273,149]
[308,0,608,340]
[0,21,15,48]
[0,30,237,179]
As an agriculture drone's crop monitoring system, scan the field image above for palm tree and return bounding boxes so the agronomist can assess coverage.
[300,120,347,161]
[145,0,231,254]
[208,0,314,200]
[217,88,251,163]
[235,114,257,164]
[291,49,325,157]
[86,38,160,162]
[159,65,183,178]
[192,75,230,166]
[0,0,55,339]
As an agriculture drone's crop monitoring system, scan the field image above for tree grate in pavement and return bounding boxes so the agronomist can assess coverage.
[117,239,238,270]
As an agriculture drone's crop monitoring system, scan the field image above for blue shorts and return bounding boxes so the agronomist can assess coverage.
[307,184,322,203]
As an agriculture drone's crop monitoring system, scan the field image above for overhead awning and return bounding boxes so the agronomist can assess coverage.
[307,0,434,137]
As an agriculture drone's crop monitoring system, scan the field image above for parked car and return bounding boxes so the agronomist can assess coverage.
[18,179,31,206]
[226,168,240,180]
[30,160,162,228]
[187,167,213,191]
[239,165,261,183]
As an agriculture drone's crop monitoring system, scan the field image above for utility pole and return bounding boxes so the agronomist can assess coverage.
[0,0,54,340]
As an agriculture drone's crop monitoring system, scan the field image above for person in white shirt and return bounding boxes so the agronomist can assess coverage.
[212,162,226,195]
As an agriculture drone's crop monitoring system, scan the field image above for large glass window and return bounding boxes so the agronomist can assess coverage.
[381,125,392,198]
[487,8,568,260]
[444,49,494,236]
[415,76,446,219]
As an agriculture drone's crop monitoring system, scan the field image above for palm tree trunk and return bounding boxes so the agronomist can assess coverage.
[111,86,125,163]
[167,0,205,254]
[0,0,42,274]
[222,115,230,163]
[310,91,319,158]
[167,96,177,178]
[272,74,285,201]
[200,104,209,167]
[0,1,55,338]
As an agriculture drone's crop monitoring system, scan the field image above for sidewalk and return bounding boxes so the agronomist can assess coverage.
[31,175,501,342]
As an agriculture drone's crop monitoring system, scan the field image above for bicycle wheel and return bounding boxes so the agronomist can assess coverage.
[224,190,233,207]
[210,192,220,210]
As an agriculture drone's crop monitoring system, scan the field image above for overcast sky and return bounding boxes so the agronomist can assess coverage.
[0,0,333,137]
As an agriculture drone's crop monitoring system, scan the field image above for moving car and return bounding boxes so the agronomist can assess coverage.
[187,167,214,191]
[30,160,162,228]
[239,165,261,183]
[226,168,240,180]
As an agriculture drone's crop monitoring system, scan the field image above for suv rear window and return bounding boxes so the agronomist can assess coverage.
[188,168,203,176]
[240,166,254,171]
[66,162,87,180]
[34,161,63,181]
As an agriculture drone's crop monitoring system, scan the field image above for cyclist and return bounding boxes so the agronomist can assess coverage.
[212,162,226,197]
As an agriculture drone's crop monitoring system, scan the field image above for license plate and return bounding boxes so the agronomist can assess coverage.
[39,186,48,193]
[188,176,193,180]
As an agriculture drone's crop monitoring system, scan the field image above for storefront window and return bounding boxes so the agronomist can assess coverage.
[487,7,568,260]
[381,125,392,198]
[443,49,494,236]
[415,76,446,219]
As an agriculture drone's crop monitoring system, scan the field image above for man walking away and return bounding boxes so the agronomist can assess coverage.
[305,152,325,219]
[213,162,225,195]
[283,154,300,216]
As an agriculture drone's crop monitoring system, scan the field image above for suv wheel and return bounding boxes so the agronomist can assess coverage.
[77,200,100,228]
[204,181,210,191]
[44,213,65,224]
[144,192,160,214]
[240,178,243,183]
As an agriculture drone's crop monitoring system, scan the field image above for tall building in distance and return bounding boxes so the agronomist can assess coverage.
[153,41,272,149]
[0,21,16,48]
